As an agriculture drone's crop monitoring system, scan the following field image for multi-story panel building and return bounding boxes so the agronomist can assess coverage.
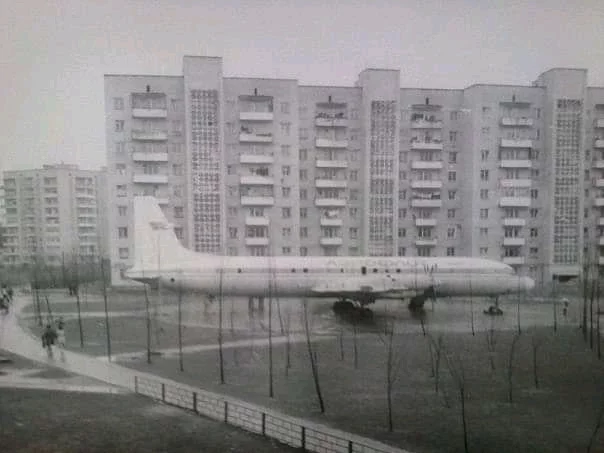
[104,57,604,287]
[1,164,108,266]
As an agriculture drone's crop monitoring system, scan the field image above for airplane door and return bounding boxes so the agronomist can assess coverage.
[361,266,367,275]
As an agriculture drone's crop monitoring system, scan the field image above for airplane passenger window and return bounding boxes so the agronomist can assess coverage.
[396,269,401,273]
[361,266,367,275]
[237,268,242,273]
[373,268,378,273]
[303,268,308,273]
[340,268,344,273]
[291,268,295,273]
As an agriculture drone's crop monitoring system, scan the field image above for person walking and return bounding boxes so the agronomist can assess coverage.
[42,324,58,359]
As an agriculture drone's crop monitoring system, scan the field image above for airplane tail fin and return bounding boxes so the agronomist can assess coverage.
[127,196,196,279]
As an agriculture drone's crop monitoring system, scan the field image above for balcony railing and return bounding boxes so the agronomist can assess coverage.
[315,117,348,128]
[411,180,442,189]
[594,160,604,169]
[503,237,526,246]
[415,218,437,227]
[594,179,604,188]
[595,197,604,207]
[500,117,534,127]
[245,216,270,226]
[499,197,531,207]
[240,154,274,164]
[499,160,532,169]
[240,176,274,186]
[320,218,343,227]
[315,138,349,148]
[499,178,532,188]
[411,140,443,150]
[239,111,274,121]
[596,119,604,128]
[132,174,169,184]
[132,108,167,119]
[132,152,169,162]
[315,179,347,189]
[245,237,270,246]
[503,218,526,227]
[320,237,343,246]
[503,256,525,265]
[415,238,437,246]
[239,132,273,143]
[595,139,604,148]
[132,130,168,141]
[598,217,604,226]
[411,199,442,208]
[411,161,443,170]
[411,119,443,129]
[241,196,275,206]
[500,139,533,148]
[315,159,348,168]
[315,198,347,207]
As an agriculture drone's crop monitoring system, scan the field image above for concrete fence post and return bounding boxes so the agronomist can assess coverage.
[161,383,165,402]
[348,440,353,453]
[193,392,198,413]
[224,401,228,423]
[261,412,266,436]
[301,426,306,451]
[134,376,138,393]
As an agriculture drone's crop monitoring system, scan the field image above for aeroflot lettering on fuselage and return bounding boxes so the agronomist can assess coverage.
[324,258,427,269]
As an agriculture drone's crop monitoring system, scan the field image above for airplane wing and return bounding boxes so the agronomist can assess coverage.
[311,274,434,298]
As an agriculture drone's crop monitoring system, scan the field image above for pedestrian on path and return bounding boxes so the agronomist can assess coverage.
[42,324,58,359]
[56,317,66,361]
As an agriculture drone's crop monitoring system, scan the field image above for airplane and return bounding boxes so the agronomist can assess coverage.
[125,197,535,312]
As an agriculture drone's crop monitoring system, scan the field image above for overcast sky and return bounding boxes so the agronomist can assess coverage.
[2,0,604,173]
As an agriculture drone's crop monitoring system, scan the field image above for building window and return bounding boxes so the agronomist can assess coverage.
[115,142,126,155]
[480,227,488,237]
[398,247,406,256]
[116,185,127,197]
[118,227,128,239]
[282,187,291,198]
[282,227,291,237]
[280,102,290,114]
[399,152,408,163]
[300,247,308,256]
[480,247,488,256]
[300,227,308,238]
[398,228,406,238]
[449,131,458,143]
[113,98,124,110]
[118,206,127,216]
[530,228,538,237]
[350,170,358,181]
[448,171,456,182]
[446,247,456,256]
[530,189,538,199]
[300,208,307,218]
[300,189,307,200]
[172,164,183,176]
[119,247,129,259]
[481,150,489,161]
[171,120,182,136]
[282,247,291,255]
[349,228,358,239]
[282,165,290,176]
[282,207,291,218]
[480,169,489,181]
[227,247,237,256]
[281,145,291,157]
[480,208,489,219]
[116,164,126,175]
[398,208,407,219]
[449,152,457,163]
[530,208,538,218]
[299,169,307,181]
[174,207,184,218]
[447,227,456,239]
[299,149,308,161]
[115,120,124,132]
[448,190,457,200]
[450,111,458,121]
[350,189,359,201]
[280,122,291,135]
[481,127,490,135]
[229,227,237,239]
[349,208,358,218]
[399,190,406,200]
[173,185,183,197]
[447,209,456,219]
[480,189,489,200]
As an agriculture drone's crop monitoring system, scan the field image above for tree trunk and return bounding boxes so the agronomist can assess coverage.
[303,300,325,413]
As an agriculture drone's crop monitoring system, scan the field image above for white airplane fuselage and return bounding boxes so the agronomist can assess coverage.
[125,197,535,305]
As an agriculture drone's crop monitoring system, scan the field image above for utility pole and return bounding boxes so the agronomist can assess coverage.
[177,275,184,372]
[99,254,111,361]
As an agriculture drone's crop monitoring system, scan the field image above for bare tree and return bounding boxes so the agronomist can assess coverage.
[597,281,601,360]
[530,328,544,389]
[217,266,224,383]
[352,311,359,369]
[507,333,521,404]
[587,396,604,453]
[338,327,345,361]
[469,278,475,336]
[302,299,325,413]
[443,345,469,453]
[99,254,111,361]
[590,277,596,350]
[71,254,84,348]
[283,306,292,376]
[177,275,184,372]
[486,319,497,372]
[229,298,240,367]
[427,333,444,394]
[377,314,405,432]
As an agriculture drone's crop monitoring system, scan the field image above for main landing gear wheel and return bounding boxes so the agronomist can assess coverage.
[332,299,374,320]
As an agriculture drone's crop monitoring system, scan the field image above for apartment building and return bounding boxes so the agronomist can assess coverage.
[1,164,108,266]
[105,56,604,287]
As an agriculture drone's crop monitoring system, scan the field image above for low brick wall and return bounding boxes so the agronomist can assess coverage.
[133,375,411,453]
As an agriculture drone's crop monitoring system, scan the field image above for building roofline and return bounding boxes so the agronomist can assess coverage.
[464,83,545,90]
[539,67,588,74]
[360,67,400,72]
[183,55,222,60]
[224,76,298,82]
[299,84,360,89]
[399,86,463,92]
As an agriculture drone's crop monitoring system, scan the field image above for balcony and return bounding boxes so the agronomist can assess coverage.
[315,138,348,148]
[499,197,531,207]
[132,108,167,119]
[320,217,343,227]
[156,198,170,205]
[500,117,534,127]
[595,139,604,148]
[595,197,604,207]
[415,218,437,227]
[315,198,347,207]
[499,178,532,188]
[500,139,533,148]
[239,132,273,143]
[600,257,604,266]
[240,176,274,186]
[598,217,604,226]
[411,161,443,170]
[503,256,525,265]
[245,237,270,246]
[241,196,275,206]
[595,119,604,128]
[133,174,169,184]
[315,117,348,128]
[245,216,270,226]
[503,237,526,246]
[499,160,532,168]
[132,130,168,141]
[594,179,604,188]
[411,180,442,189]
[503,218,526,227]
[411,141,443,150]
[240,111,274,121]
[316,159,348,168]
[415,238,437,247]
[411,199,442,208]
[411,119,443,129]
[599,237,604,246]
[132,152,169,162]
[240,154,274,164]
[320,237,343,246]
[594,160,604,169]
[315,179,347,189]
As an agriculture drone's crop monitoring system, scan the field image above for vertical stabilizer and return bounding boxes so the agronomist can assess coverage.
[128,196,193,277]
